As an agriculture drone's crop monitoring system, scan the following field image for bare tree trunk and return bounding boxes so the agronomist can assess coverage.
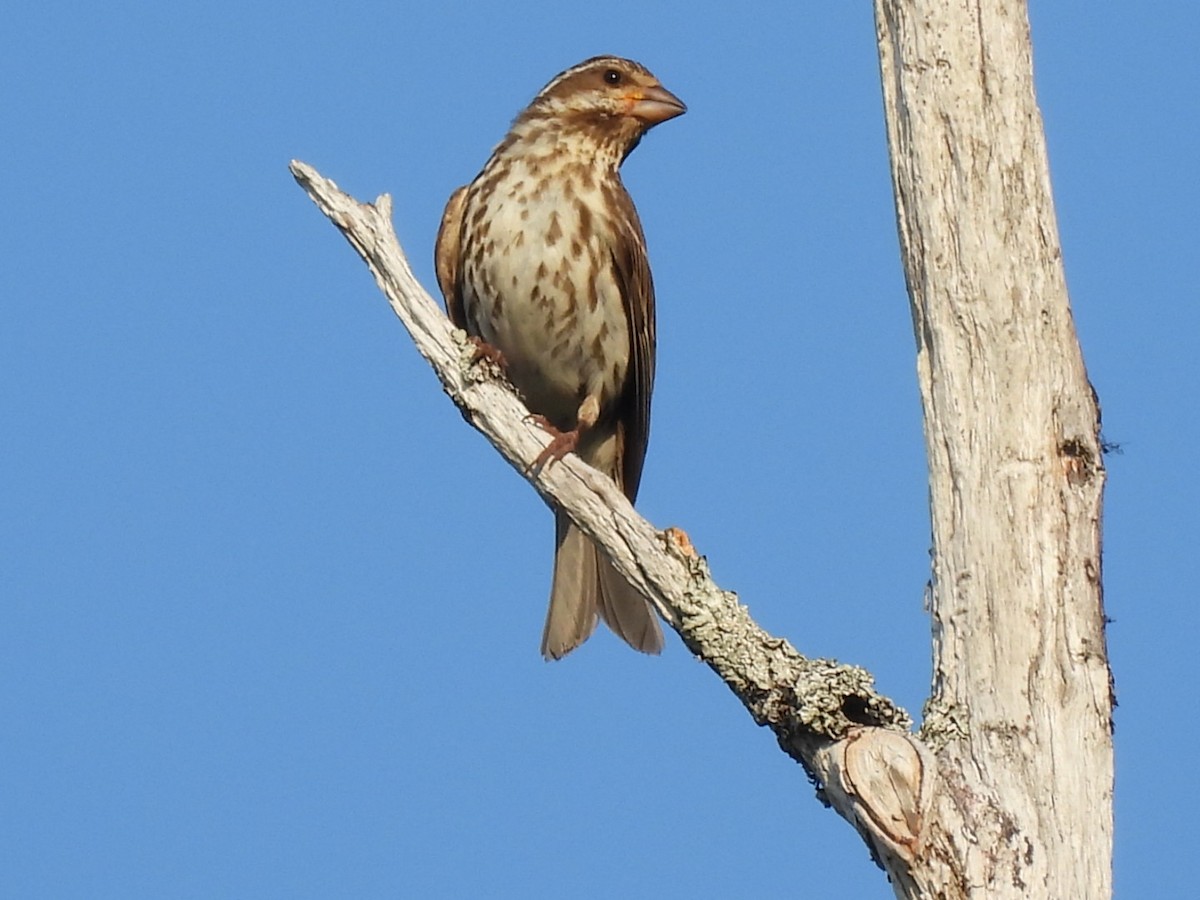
[290,2,1113,893]
[873,0,1113,895]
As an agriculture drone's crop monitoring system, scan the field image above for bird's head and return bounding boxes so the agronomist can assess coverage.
[517,56,685,160]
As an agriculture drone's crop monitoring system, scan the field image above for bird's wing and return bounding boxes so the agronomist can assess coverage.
[609,206,656,502]
[434,185,468,327]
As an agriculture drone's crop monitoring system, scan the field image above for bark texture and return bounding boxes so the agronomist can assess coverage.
[874,1,1113,895]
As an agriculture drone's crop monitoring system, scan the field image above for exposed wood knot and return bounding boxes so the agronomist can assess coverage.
[833,729,934,864]
[1058,436,1096,486]
[663,526,697,559]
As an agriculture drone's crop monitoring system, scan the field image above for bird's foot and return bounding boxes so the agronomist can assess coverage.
[525,415,580,474]
[467,336,507,371]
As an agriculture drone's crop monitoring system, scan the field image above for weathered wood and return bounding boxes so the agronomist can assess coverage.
[874,1,1113,895]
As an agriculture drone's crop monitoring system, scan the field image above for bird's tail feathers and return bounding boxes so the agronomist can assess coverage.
[541,511,662,660]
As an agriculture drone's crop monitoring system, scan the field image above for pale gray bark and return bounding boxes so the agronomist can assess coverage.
[291,2,1113,891]
[873,0,1113,895]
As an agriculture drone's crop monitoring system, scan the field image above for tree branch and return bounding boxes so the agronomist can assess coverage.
[289,159,920,870]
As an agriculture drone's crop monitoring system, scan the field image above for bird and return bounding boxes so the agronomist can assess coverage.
[434,56,685,659]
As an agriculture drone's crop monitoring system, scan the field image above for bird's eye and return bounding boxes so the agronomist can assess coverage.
[603,69,622,85]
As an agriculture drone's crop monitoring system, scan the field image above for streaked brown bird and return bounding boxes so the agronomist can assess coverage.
[435,56,685,659]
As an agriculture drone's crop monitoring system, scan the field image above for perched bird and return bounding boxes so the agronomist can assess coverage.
[435,56,685,659]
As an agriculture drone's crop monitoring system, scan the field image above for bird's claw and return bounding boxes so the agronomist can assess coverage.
[467,336,507,370]
[525,417,580,474]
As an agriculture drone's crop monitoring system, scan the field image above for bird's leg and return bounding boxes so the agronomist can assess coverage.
[527,395,600,474]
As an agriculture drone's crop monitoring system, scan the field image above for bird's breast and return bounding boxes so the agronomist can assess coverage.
[461,165,631,427]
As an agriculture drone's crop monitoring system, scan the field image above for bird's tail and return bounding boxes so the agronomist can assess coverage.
[541,511,663,660]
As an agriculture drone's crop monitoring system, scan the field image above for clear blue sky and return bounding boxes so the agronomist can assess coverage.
[3,2,1195,897]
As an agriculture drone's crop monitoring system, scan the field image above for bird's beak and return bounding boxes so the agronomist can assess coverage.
[626,84,687,125]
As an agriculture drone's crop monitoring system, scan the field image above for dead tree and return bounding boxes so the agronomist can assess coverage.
[291,1,1113,894]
